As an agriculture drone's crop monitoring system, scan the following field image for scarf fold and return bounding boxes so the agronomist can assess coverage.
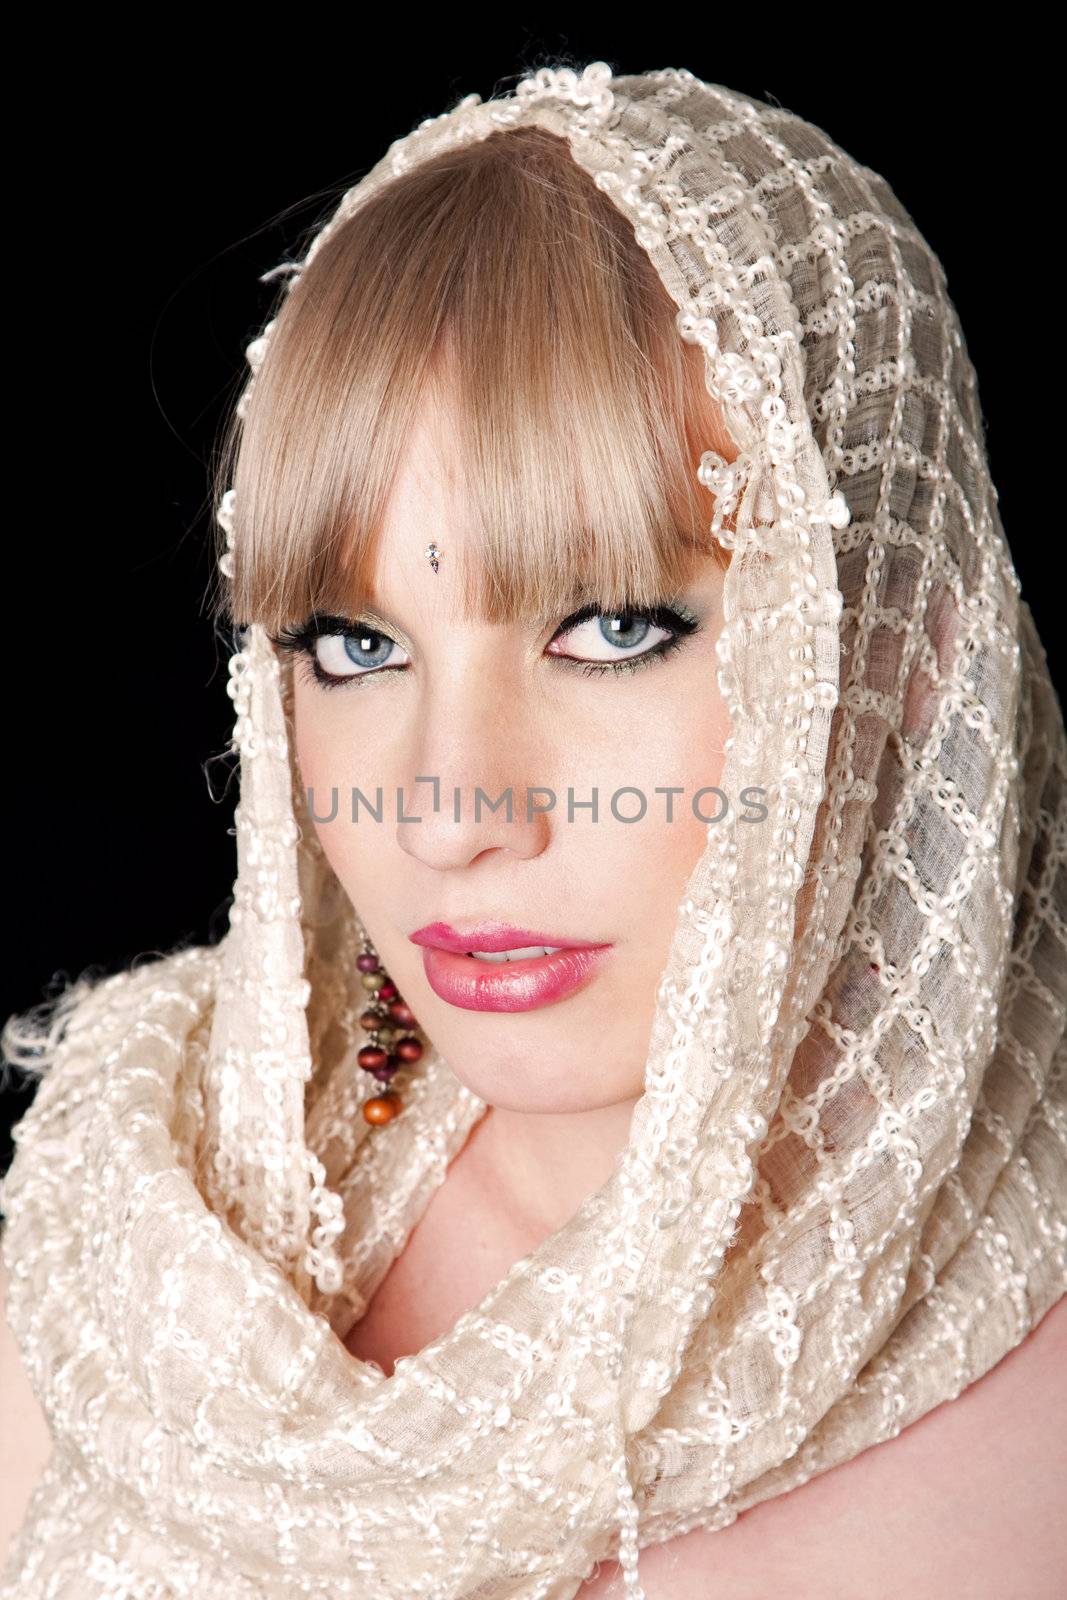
[3,60,1065,1600]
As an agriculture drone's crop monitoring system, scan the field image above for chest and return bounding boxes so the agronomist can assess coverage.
[341,1148,535,1376]
[576,1292,1067,1596]
[340,1165,1067,1597]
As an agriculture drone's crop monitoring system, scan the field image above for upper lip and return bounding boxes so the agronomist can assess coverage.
[409,921,609,953]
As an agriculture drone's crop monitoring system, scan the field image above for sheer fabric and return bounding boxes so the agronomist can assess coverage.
[2,61,1065,1600]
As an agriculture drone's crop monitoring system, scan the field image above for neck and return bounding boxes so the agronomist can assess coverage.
[464,1094,640,1244]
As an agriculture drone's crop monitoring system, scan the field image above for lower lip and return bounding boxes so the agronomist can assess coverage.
[419,945,613,1012]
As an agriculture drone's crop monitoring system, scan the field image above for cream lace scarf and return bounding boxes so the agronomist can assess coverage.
[3,61,1065,1600]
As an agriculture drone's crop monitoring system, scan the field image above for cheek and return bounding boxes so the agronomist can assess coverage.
[292,686,328,806]
[567,662,730,967]
[292,684,367,891]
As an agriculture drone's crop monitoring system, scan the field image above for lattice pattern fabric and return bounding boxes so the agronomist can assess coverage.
[3,60,1065,1600]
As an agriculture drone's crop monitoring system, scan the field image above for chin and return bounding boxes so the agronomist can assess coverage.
[446,1051,640,1115]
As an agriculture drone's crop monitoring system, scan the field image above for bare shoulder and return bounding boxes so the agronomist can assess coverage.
[579,1292,1067,1599]
[0,1248,54,1562]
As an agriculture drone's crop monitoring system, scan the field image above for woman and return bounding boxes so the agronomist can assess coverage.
[2,59,1065,1600]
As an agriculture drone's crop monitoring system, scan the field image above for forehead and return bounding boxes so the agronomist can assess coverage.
[295,325,724,633]
[360,395,471,611]
[385,383,464,507]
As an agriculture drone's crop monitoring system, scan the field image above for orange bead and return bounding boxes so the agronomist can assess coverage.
[363,1092,402,1125]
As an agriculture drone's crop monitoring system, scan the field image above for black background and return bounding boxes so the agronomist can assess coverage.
[2,27,1055,1179]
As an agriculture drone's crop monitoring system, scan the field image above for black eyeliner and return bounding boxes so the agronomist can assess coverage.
[546,600,699,643]
[272,599,701,689]
[272,611,381,647]
[271,613,402,692]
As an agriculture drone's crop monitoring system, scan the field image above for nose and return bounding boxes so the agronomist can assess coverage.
[394,670,552,873]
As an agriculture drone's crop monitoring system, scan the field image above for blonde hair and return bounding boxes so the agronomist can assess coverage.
[210,124,736,634]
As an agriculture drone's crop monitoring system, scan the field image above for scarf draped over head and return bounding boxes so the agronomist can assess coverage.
[3,60,1065,1600]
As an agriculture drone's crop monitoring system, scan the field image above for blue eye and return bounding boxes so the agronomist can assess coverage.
[605,615,650,648]
[554,611,662,656]
[317,626,407,677]
[271,614,410,689]
[271,600,699,690]
[545,603,698,675]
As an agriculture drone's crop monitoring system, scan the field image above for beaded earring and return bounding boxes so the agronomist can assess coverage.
[355,929,424,1124]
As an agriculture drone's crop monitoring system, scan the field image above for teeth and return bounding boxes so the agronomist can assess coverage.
[466,945,562,962]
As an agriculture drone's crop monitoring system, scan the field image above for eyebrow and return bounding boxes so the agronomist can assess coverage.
[313,586,393,629]
[346,603,395,631]
[321,579,669,636]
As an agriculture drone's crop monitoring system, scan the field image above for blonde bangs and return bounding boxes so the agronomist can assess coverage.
[212,124,736,634]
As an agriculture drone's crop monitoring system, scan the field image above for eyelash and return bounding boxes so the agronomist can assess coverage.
[270,601,700,691]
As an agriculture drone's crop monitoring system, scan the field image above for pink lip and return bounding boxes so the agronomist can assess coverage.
[409,922,614,1013]
[409,921,599,953]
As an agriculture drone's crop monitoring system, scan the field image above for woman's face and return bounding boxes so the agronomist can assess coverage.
[291,388,731,1116]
